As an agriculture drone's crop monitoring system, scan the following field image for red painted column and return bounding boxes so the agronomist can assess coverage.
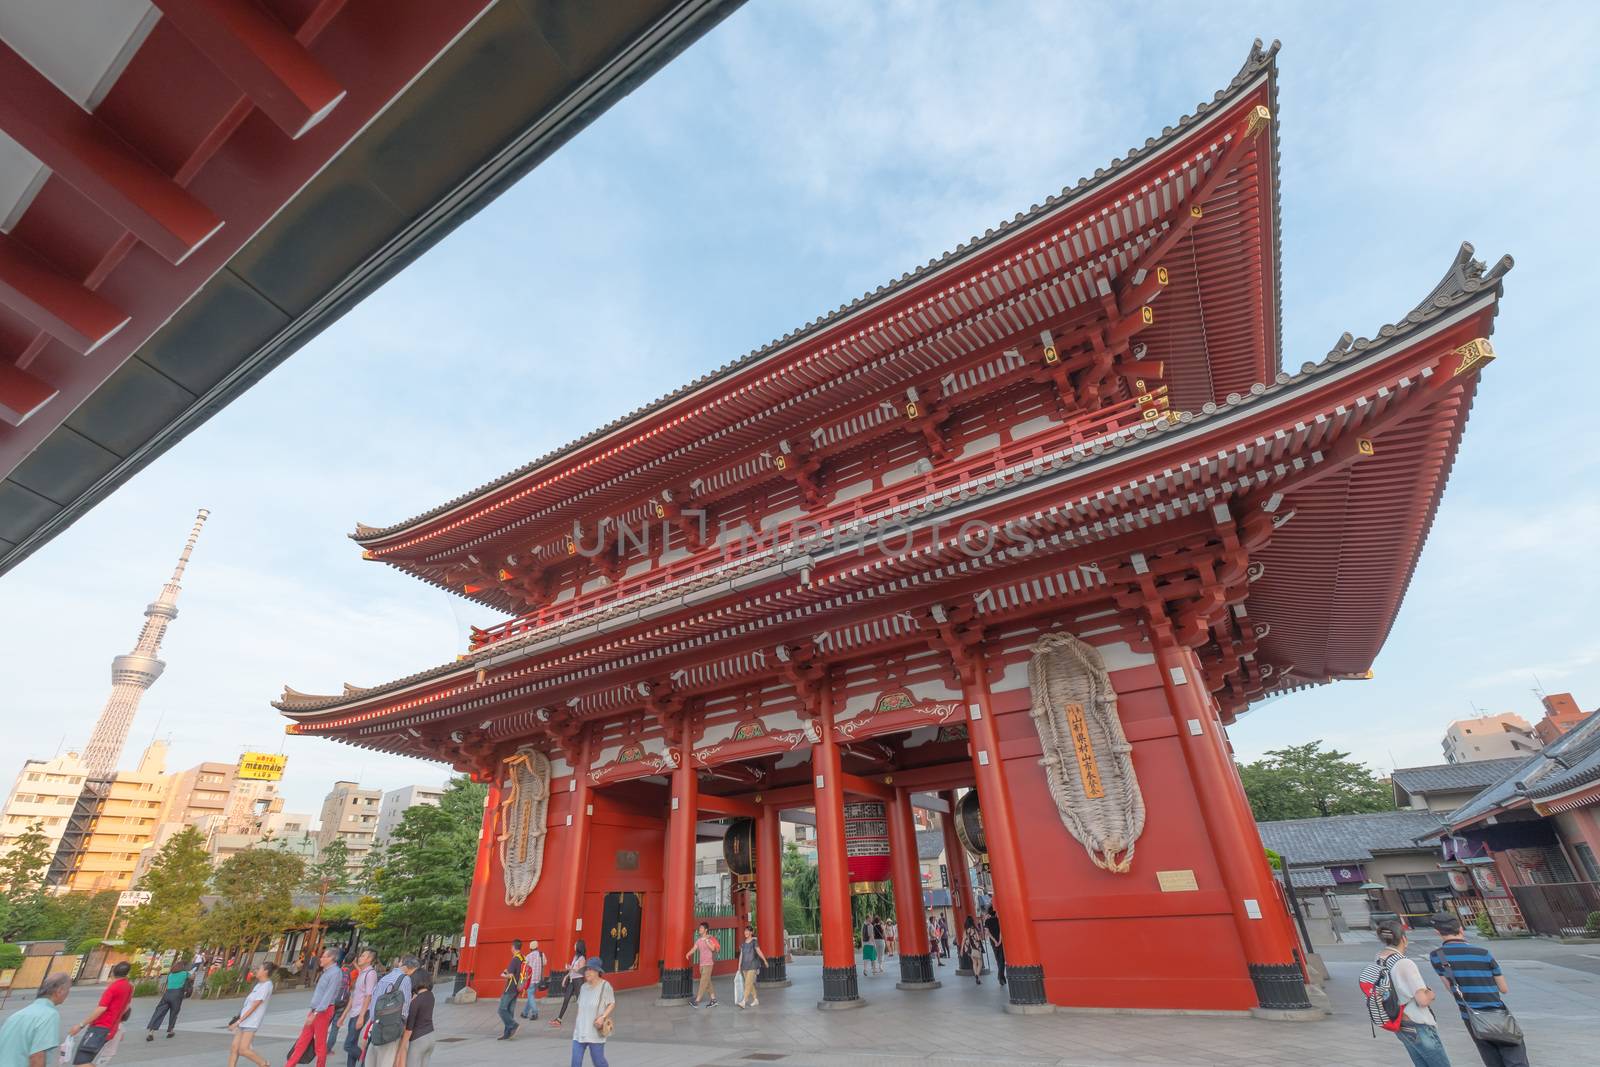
[1151,637,1310,1010]
[964,653,1048,1010]
[939,789,977,974]
[755,801,789,986]
[554,730,595,977]
[939,790,976,931]
[658,714,699,1004]
[811,678,864,1008]
[460,778,500,994]
[886,787,938,988]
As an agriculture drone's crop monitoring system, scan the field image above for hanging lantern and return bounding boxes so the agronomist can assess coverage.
[955,791,987,861]
[722,818,756,887]
[844,800,892,895]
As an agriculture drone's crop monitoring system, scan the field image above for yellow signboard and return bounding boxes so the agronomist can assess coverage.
[237,752,287,781]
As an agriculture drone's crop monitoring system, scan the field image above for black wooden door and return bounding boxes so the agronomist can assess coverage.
[599,892,642,973]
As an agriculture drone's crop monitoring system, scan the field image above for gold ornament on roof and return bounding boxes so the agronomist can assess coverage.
[1245,104,1272,139]
[1451,338,1495,377]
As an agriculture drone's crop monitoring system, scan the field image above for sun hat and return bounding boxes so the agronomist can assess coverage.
[584,956,606,974]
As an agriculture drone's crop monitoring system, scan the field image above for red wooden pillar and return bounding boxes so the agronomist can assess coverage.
[657,715,699,1004]
[887,787,939,989]
[554,730,595,978]
[1150,636,1311,1011]
[459,777,500,993]
[939,790,976,929]
[964,652,1049,1010]
[755,800,789,986]
[811,678,864,1009]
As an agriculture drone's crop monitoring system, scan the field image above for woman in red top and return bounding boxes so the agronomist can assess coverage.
[68,960,133,1064]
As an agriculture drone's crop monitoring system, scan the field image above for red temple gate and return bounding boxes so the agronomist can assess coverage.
[277,41,1509,1014]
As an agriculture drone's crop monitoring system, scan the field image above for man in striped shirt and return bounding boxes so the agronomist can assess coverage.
[1427,914,1530,1067]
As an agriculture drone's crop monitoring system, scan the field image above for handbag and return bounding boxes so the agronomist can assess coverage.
[1436,955,1524,1047]
[71,1026,109,1065]
[595,981,616,1038]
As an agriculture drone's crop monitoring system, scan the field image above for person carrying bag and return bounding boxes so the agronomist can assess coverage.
[67,960,133,1064]
[1428,913,1527,1066]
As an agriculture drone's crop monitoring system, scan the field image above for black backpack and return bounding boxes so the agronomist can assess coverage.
[370,983,406,1046]
[333,967,352,1009]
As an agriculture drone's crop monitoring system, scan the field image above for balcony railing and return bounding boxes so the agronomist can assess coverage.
[467,390,1173,651]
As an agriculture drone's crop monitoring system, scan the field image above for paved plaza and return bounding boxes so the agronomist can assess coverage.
[4,937,1595,1067]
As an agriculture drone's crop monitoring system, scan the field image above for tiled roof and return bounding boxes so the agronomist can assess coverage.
[1255,810,1446,865]
[917,829,945,862]
[277,242,1511,718]
[1391,759,1526,796]
[1527,732,1600,799]
[353,39,1285,546]
[1444,713,1600,826]
[1286,866,1336,889]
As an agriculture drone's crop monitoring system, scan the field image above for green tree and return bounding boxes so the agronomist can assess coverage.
[352,895,383,936]
[368,777,484,957]
[1239,741,1392,821]
[206,847,305,974]
[28,890,117,945]
[123,827,211,954]
[303,838,351,963]
[0,821,53,940]
[353,843,386,896]
[781,840,819,936]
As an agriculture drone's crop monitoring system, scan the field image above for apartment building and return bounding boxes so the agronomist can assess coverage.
[1442,712,1543,764]
[374,784,445,845]
[1,752,89,859]
[316,781,383,866]
[63,742,171,893]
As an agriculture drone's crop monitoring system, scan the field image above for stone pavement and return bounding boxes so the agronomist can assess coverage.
[5,939,1594,1066]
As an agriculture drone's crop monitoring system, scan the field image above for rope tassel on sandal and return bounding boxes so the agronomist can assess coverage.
[1027,633,1145,873]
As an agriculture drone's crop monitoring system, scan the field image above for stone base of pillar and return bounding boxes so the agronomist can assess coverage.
[1005,964,1048,1008]
[656,966,693,1006]
[1248,963,1313,1011]
[817,965,864,1010]
[756,956,788,987]
[896,953,938,990]
[1004,1002,1056,1015]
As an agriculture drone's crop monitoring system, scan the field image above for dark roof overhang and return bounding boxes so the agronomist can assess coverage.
[0,0,742,578]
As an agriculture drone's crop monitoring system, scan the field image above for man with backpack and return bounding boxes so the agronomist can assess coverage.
[362,956,418,1067]
[282,948,344,1067]
[1428,914,1529,1067]
[1360,922,1452,1067]
[497,940,527,1040]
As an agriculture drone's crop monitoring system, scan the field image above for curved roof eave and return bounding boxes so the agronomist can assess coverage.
[280,241,1509,724]
[351,38,1285,550]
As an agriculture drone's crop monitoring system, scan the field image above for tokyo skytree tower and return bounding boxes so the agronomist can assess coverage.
[80,508,209,779]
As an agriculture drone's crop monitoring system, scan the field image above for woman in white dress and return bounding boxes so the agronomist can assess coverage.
[227,963,273,1067]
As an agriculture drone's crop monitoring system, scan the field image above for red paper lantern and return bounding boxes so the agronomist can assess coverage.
[844,800,891,894]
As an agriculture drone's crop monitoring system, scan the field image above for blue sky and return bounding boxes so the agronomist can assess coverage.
[2,3,1597,814]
